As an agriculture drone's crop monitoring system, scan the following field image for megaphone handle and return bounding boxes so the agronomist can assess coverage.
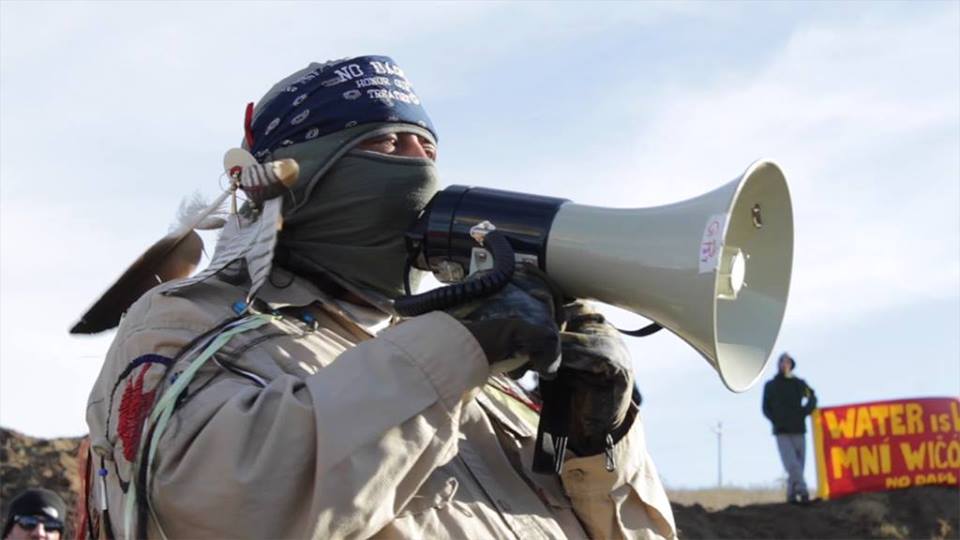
[394,231,516,317]
[532,378,573,474]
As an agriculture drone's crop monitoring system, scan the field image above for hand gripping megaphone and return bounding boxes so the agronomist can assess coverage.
[399,160,793,393]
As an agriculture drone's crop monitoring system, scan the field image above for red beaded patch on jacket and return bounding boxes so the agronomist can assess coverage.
[109,355,172,464]
[117,365,160,462]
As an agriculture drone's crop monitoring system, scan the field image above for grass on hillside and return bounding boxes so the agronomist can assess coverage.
[666,485,786,510]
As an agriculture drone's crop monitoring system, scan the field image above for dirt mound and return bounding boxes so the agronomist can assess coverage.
[1,427,957,539]
[673,486,959,539]
[0,428,84,534]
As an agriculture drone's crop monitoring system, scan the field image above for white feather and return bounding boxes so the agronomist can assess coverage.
[171,190,230,234]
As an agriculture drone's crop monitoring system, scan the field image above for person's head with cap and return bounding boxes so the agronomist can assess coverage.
[778,352,796,376]
[243,55,442,302]
[3,489,66,540]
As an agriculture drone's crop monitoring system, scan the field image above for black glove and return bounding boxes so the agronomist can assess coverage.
[446,266,563,378]
[558,302,635,456]
[533,301,637,473]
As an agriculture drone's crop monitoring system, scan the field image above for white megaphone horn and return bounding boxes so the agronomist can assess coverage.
[399,160,793,392]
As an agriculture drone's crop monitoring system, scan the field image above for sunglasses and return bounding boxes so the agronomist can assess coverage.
[14,514,64,533]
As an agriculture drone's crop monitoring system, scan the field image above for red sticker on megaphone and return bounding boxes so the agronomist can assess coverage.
[699,214,727,273]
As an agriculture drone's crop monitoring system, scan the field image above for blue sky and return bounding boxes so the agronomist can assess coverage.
[1,1,958,489]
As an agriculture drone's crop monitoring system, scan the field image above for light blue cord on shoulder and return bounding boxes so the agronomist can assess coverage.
[123,312,275,540]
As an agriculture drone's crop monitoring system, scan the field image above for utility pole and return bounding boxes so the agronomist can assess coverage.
[714,421,723,487]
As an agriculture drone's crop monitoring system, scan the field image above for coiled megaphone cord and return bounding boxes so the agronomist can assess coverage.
[395,231,516,317]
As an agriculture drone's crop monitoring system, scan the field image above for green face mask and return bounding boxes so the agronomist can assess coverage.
[278,150,440,298]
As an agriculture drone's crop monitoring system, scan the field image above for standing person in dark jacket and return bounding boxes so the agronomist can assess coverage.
[762,352,817,504]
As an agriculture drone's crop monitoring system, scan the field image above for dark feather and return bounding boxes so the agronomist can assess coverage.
[70,230,203,334]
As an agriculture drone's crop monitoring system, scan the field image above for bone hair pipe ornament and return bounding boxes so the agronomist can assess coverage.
[70,150,301,335]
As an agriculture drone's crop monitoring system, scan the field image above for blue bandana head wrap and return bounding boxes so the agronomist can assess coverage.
[245,56,436,162]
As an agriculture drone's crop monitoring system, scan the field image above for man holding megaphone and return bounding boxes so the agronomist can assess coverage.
[76,56,677,540]
[76,55,792,540]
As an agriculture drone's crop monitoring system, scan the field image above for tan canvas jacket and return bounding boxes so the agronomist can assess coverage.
[85,269,676,539]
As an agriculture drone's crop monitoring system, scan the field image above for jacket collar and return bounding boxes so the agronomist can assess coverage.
[257,267,392,334]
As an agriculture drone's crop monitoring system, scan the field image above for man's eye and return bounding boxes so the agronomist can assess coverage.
[371,136,397,146]
[419,139,437,159]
